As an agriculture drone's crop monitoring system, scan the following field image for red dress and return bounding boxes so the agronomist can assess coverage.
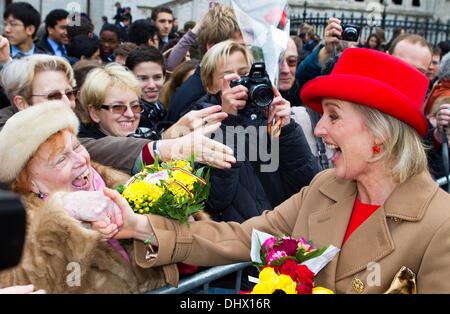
[342,197,380,245]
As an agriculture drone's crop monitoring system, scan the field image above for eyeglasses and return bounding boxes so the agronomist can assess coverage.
[3,21,24,29]
[101,102,143,115]
[31,89,77,101]
[285,57,299,67]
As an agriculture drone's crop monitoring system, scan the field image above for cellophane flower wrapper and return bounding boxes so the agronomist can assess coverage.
[249,229,339,294]
[231,0,290,86]
[251,229,340,275]
[116,157,210,224]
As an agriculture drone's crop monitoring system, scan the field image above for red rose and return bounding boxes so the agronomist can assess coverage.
[280,261,314,294]
[279,259,299,278]
[296,282,313,294]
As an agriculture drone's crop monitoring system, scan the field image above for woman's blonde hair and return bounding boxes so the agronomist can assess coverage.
[356,105,428,183]
[0,54,75,105]
[200,40,252,92]
[197,4,241,56]
[80,63,141,124]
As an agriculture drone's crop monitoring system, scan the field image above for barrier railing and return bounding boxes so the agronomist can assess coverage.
[436,176,449,187]
[146,262,253,294]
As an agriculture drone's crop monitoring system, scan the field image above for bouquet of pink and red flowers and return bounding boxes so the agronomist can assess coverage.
[249,230,340,294]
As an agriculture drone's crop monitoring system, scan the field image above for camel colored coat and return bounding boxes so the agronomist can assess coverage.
[134,170,450,293]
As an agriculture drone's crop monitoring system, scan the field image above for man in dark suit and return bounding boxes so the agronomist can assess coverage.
[36,9,69,57]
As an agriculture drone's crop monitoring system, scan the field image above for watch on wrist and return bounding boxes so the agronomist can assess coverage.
[152,140,162,157]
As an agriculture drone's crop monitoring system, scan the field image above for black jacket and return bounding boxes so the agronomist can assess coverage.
[35,36,58,55]
[78,123,107,140]
[0,88,11,109]
[35,35,78,64]
[166,66,206,123]
[138,100,172,140]
[425,120,447,179]
[280,81,302,107]
[193,95,320,222]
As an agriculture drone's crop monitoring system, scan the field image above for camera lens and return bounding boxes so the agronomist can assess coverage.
[343,26,359,42]
[250,84,274,108]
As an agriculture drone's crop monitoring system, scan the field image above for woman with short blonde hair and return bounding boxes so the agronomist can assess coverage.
[81,63,141,123]
[0,54,76,110]
[79,63,142,138]
[200,40,252,93]
[355,105,428,183]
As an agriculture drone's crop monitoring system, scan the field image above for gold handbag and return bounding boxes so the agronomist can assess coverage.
[384,266,417,294]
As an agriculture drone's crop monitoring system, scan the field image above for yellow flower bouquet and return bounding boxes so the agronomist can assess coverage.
[117,157,210,224]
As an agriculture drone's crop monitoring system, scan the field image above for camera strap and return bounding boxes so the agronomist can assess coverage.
[268,117,281,138]
[306,107,329,170]
[441,129,450,193]
[332,42,337,60]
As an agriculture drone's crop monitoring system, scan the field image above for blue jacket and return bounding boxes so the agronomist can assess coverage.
[295,44,324,92]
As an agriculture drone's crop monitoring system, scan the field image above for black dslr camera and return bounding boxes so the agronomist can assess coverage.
[341,24,361,42]
[0,189,26,271]
[230,62,274,123]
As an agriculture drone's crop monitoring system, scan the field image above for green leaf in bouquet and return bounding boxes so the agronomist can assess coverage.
[195,167,204,178]
[186,203,203,215]
[189,153,196,170]
[125,157,211,225]
[116,184,126,194]
[147,192,192,224]
[139,158,145,172]
[269,256,288,267]
[296,245,329,263]
[154,153,160,168]
[141,154,159,174]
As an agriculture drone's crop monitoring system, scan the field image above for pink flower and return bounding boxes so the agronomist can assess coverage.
[266,250,288,264]
[144,170,169,184]
[298,237,314,252]
[261,237,277,254]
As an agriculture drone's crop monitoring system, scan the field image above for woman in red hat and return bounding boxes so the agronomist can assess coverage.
[105,48,450,293]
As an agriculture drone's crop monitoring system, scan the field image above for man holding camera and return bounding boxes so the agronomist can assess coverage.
[296,17,432,88]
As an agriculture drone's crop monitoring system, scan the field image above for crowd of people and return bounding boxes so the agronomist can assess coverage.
[0,1,450,294]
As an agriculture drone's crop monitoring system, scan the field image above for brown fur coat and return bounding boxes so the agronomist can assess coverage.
[0,162,169,293]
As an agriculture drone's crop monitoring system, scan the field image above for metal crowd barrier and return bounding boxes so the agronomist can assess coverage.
[146,262,252,294]
[436,176,449,187]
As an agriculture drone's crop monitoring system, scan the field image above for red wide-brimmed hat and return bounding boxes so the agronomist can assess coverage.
[300,48,429,137]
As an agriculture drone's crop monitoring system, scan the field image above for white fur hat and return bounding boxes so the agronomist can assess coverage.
[0,101,79,182]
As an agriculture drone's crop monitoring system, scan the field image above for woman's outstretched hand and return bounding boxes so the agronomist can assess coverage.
[102,188,156,245]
